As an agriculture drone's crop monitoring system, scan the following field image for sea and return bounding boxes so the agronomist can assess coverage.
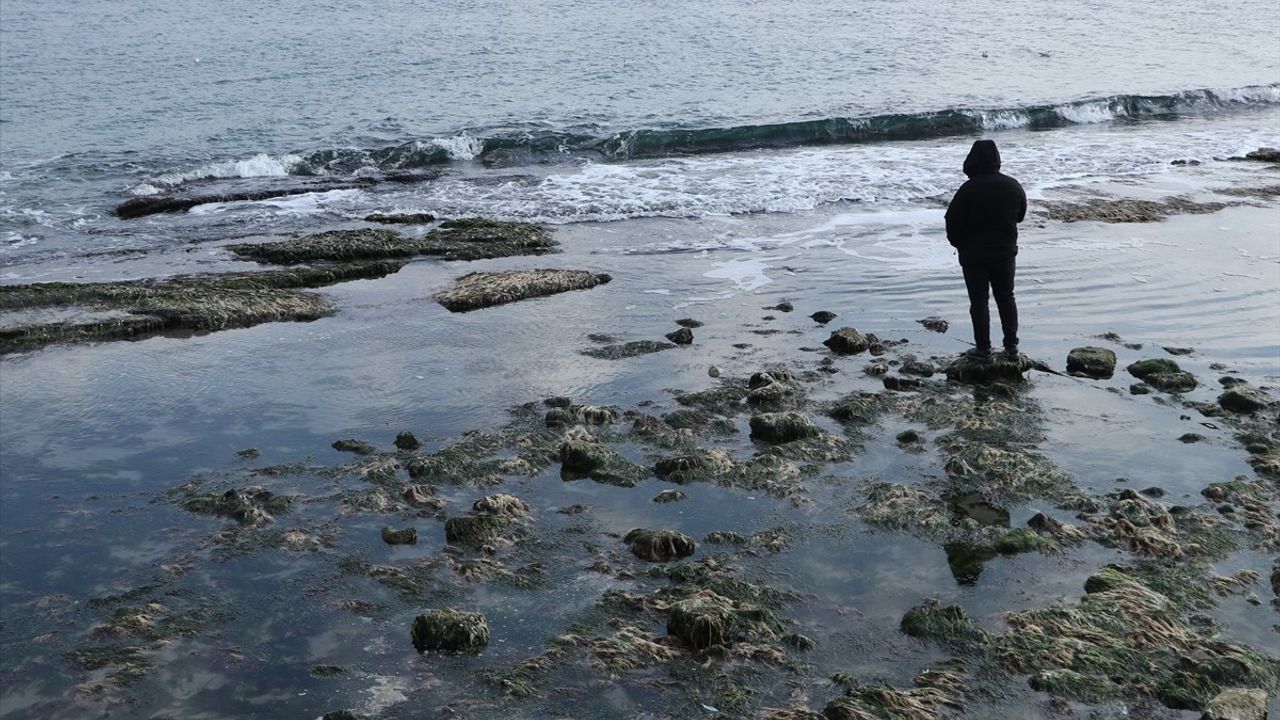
[2,0,1279,275]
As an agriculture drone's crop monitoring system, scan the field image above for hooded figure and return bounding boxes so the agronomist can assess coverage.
[944,139,1027,358]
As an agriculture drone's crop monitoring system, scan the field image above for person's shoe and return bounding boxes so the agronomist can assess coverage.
[963,347,992,362]
[1002,346,1020,360]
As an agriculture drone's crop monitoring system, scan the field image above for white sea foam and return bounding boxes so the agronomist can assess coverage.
[1056,101,1116,125]
[149,152,305,188]
[428,134,485,160]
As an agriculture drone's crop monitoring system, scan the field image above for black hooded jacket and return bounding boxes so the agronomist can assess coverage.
[944,140,1027,265]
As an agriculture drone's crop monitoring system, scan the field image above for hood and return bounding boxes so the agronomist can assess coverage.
[963,139,1001,177]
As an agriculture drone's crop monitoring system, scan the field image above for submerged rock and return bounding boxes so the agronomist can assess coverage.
[394,431,421,451]
[116,182,370,218]
[654,449,736,483]
[675,318,703,328]
[824,327,870,355]
[580,340,676,360]
[364,212,436,224]
[435,269,611,312]
[411,609,489,653]
[749,412,820,444]
[917,316,950,333]
[381,526,418,545]
[1040,196,1228,223]
[811,310,837,324]
[665,327,694,345]
[1243,147,1280,162]
[883,375,923,391]
[1066,346,1116,378]
[623,528,695,562]
[331,439,375,455]
[653,489,687,503]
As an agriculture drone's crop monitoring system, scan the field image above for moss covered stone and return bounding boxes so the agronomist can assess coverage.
[624,528,696,562]
[444,515,507,546]
[411,609,489,653]
[1066,346,1117,378]
[823,327,870,355]
[749,412,821,444]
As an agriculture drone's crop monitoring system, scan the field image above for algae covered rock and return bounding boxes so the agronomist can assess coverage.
[1201,688,1268,720]
[332,439,375,455]
[394,431,421,451]
[1219,385,1270,414]
[917,316,950,333]
[435,269,611,312]
[654,449,735,483]
[411,608,489,653]
[749,412,820,444]
[444,515,507,546]
[810,310,837,324]
[364,212,435,224]
[1066,346,1117,378]
[993,528,1058,555]
[666,590,737,649]
[624,528,696,562]
[653,489,687,503]
[823,327,870,355]
[471,493,528,518]
[1127,358,1197,392]
[945,353,1032,384]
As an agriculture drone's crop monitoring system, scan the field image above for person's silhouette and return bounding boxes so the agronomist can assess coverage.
[944,139,1027,360]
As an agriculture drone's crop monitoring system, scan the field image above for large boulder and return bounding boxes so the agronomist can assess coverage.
[411,609,489,653]
[823,327,870,355]
[1066,347,1116,378]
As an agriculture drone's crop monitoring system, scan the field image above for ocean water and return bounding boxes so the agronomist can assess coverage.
[2,0,1279,270]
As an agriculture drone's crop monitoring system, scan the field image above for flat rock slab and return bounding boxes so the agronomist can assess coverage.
[581,340,676,360]
[230,220,555,264]
[435,269,611,312]
[946,354,1032,384]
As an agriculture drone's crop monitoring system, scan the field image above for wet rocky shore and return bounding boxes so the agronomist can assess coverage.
[1,159,1278,719]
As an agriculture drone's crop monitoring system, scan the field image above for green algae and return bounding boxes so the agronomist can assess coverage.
[901,565,1280,712]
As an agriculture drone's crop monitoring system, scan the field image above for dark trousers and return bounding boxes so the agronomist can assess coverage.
[962,257,1018,351]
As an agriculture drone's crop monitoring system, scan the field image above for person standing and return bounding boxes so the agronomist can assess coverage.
[944,139,1027,360]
